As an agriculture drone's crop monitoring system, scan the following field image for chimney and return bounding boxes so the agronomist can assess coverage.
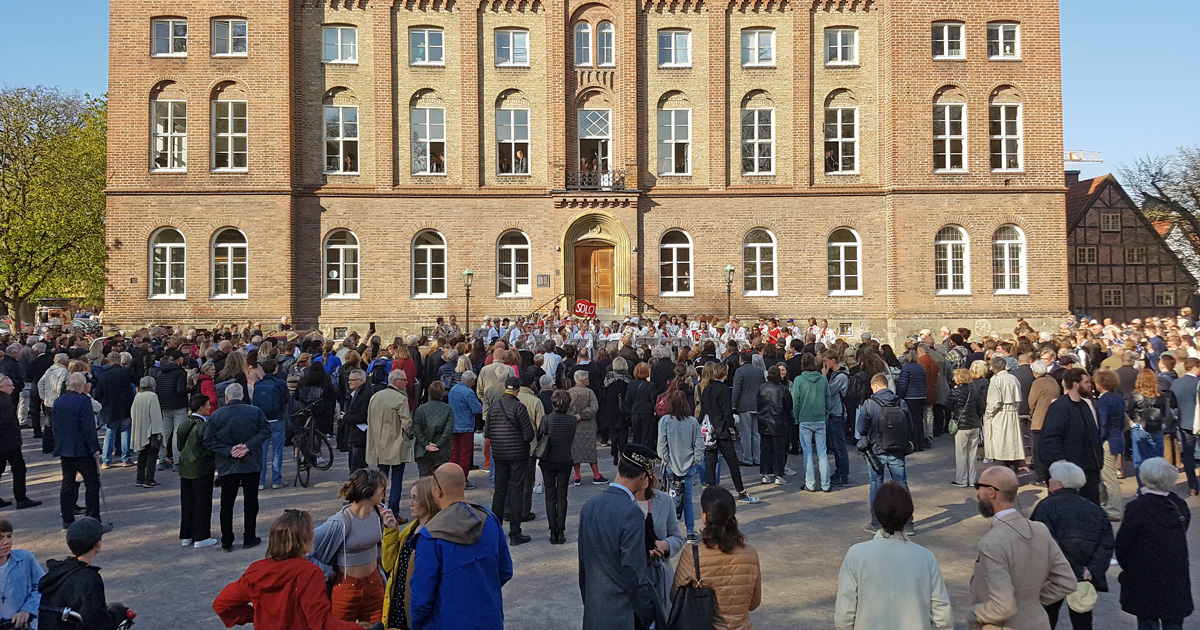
[1065,170,1081,187]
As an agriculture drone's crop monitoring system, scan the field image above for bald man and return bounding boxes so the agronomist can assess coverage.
[410,463,511,630]
[969,466,1076,630]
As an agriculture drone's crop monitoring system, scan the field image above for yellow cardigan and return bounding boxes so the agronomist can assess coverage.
[381,519,421,629]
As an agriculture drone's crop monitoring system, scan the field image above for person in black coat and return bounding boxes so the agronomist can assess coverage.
[623,363,658,449]
[755,365,792,484]
[92,354,136,468]
[539,390,577,544]
[698,362,756,503]
[27,344,53,438]
[341,370,373,471]
[0,376,39,508]
[1114,457,1194,628]
[1040,368,1104,505]
[650,350,675,394]
[484,378,535,545]
[1031,461,1114,630]
[294,366,337,437]
[602,358,633,465]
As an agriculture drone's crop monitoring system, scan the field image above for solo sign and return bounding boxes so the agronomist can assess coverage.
[574,300,597,318]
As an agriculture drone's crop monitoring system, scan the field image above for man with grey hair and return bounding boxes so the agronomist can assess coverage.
[983,355,1024,469]
[448,370,482,485]
[95,350,136,468]
[38,353,71,452]
[54,372,107,530]
[343,368,372,472]
[367,369,415,518]
[204,382,271,551]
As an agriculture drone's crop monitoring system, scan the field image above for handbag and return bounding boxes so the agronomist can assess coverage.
[667,544,716,630]
[533,416,550,459]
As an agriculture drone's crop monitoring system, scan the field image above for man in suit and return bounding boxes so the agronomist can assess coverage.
[732,352,766,467]
[342,368,374,472]
[1040,368,1105,504]
[969,466,1076,630]
[1171,357,1200,495]
[578,443,663,630]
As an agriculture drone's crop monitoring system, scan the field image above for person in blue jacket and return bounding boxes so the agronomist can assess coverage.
[410,463,511,630]
[448,373,483,488]
[0,518,42,628]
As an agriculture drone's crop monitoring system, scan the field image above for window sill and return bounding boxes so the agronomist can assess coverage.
[988,56,1022,61]
[323,60,358,66]
[743,291,778,298]
[411,294,448,300]
[599,63,616,68]
[496,172,531,177]
[659,292,694,298]
[496,293,532,299]
[150,169,187,174]
[825,62,859,68]
[324,295,360,300]
[148,295,187,300]
[496,63,530,69]
[990,169,1025,174]
[935,291,971,297]
[410,62,446,67]
[212,168,249,174]
[658,64,693,69]
[213,53,248,59]
[151,53,188,59]
[411,172,448,177]
[932,56,967,61]
[934,169,968,174]
[994,290,1028,296]
[742,171,776,177]
[828,291,863,297]
[212,294,248,300]
[825,171,860,176]
[575,64,594,68]
[742,63,776,69]
[325,171,360,176]
[658,173,692,178]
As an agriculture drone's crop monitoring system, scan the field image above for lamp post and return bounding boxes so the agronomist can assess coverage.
[724,264,735,320]
[462,268,474,334]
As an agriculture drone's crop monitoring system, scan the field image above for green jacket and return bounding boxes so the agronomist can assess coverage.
[176,413,215,479]
[791,371,831,424]
[413,400,455,459]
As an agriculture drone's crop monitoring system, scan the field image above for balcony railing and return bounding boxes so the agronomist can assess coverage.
[566,169,627,191]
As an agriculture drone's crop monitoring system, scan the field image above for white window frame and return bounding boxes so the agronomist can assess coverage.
[1102,288,1123,308]
[322,26,357,64]
[988,22,1020,60]
[324,105,359,174]
[657,30,691,68]
[659,230,694,297]
[211,228,248,299]
[740,108,774,175]
[151,100,187,172]
[149,228,186,299]
[324,230,360,298]
[411,107,446,176]
[1125,246,1147,265]
[989,104,1022,172]
[657,108,690,176]
[992,225,1026,294]
[1076,246,1097,265]
[412,231,447,298]
[743,229,777,296]
[935,225,970,295]
[211,18,247,57]
[827,228,862,296]
[1155,288,1175,307]
[496,231,531,297]
[211,100,247,172]
[932,22,964,59]
[1099,213,1121,232]
[741,29,775,67]
[410,28,445,66]
[574,23,592,67]
[824,107,858,174]
[494,29,529,67]
[597,22,615,66]
[933,104,966,173]
[824,28,858,66]
[497,108,530,176]
[152,19,188,57]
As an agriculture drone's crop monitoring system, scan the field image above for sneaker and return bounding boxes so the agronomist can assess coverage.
[258,484,266,491]
[949,481,969,488]
[243,537,263,549]
[143,480,161,488]
[15,499,41,509]
[533,484,543,494]
[822,487,833,493]
[465,482,478,490]
[181,538,193,547]
[592,476,609,485]
[157,461,168,471]
[686,533,697,543]
[737,493,761,504]
[101,463,113,470]
[863,523,879,533]
[905,525,916,536]
[831,477,850,486]
[572,478,581,487]
[761,475,771,484]
[135,482,146,488]
[272,483,283,490]
[194,538,219,549]
[101,522,114,534]
[783,466,798,476]
[774,477,786,486]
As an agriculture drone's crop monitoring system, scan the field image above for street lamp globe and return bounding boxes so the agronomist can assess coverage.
[462,268,474,288]
[724,264,735,286]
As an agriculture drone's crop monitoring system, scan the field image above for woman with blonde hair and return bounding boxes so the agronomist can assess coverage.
[381,477,441,629]
[946,367,985,487]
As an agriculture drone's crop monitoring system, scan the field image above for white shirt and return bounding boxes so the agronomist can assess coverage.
[992,508,1017,524]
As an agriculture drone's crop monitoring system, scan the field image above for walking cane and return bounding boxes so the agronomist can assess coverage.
[95,458,113,529]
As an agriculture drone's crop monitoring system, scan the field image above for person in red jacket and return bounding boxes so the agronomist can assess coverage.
[213,510,378,630]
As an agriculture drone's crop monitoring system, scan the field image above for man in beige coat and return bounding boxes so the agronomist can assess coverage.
[367,370,414,520]
[969,466,1076,630]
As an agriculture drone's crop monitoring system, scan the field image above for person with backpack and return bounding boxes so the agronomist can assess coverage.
[252,358,291,490]
[855,373,915,535]
[295,362,338,437]
[1127,369,1169,486]
[155,350,193,471]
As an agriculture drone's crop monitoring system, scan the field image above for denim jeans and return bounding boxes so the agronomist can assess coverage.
[868,453,909,528]
[670,465,696,535]
[377,463,406,516]
[826,415,849,482]
[103,418,132,465]
[697,451,720,486]
[798,421,830,491]
[1130,427,1164,487]
[1180,429,1199,491]
[259,420,286,487]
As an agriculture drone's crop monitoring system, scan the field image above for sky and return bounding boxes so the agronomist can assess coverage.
[0,0,1196,182]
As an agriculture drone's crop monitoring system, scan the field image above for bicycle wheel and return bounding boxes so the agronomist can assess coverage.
[293,436,311,488]
[314,434,335,471]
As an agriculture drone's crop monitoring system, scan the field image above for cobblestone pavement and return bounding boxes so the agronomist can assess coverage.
[7,431,1200,629]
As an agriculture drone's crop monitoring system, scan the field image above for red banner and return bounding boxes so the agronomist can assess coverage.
[573,300,597,318]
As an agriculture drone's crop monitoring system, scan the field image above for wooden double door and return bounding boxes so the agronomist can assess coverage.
[574,242,614,310]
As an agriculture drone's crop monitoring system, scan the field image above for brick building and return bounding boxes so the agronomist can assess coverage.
[106,0,1069,341]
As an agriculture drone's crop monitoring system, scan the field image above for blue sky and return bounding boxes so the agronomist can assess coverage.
[0,0,1196,181]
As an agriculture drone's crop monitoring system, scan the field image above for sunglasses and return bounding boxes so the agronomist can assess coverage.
[973,482,999,492]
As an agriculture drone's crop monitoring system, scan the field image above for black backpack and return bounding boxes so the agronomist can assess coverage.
[846,371,871,414]
[869,395,913,456]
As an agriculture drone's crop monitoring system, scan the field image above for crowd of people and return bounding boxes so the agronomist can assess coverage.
[0,307,1194,628]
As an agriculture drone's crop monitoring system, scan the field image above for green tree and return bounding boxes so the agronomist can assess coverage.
[0,86,106,325]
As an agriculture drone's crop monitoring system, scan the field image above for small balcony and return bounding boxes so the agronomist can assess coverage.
[566,169,627,191]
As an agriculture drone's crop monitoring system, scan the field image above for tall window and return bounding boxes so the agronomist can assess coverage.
[412,231,446,297]
[933,104,965,171]
[411,107,446,175]
[574,23,591,66]
[410,28,445,65]
[324,230,359,297]
[658,30,690,67]
[211,100,247,171]
[741,108,773,175]
[824,107,857,174]
[152,19,188,56]
[496,231,531,296]
[495,29,528,66]
[741,29,774,66]
[497,108,530,175]
[598,22,615,66]
[152,100,187,171]
[322,26,357,63]
[743,229,776,295]
[932,22,964,59]
[324,106,359,174]
[988,23,1020,59]
[824,28,857,65]
[935,225,969,294]
[212,229,247,297]
[989,104,1021,171]
[657,108,690,176]
[992,225,1024,293]
[827,229,861,295]
[149,228,185,298]
[212,19,247,56]
[659,230,693,296]
[578,109,611,171]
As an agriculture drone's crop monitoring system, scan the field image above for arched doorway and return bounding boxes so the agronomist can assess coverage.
[563,212,631,315]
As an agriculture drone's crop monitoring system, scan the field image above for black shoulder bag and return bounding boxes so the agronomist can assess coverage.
[667,544,716,630]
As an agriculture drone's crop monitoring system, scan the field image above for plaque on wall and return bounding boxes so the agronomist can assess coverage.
[536,274,551,288]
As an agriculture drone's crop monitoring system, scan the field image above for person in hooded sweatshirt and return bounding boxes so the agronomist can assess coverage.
[410,463,512,630]
[38,518,130,630]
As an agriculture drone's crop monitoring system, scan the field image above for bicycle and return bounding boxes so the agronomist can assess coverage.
[290,405,334,488]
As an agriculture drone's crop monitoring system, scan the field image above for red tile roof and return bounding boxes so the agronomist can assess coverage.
[1152,220,1173,237]
[1065,174,1111,231]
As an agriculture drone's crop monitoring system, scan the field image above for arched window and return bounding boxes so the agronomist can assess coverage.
[413,230,447,297]
[211,228,247,297]
[149,228,185,298]
[574,22,591,66]
[497,231,530,297]
[934,225,969,294]
[597,22,615,66]
[743,229,776,295]
[324,230,359,297]
[827,229,861,295]
[992,225,1025,293]
[659,230,693,296]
